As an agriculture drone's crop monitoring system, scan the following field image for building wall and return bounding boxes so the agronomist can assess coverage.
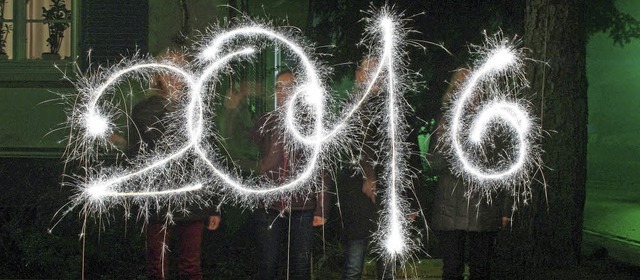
[0,86,70,156]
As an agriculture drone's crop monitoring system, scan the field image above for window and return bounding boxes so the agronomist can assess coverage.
[0,0,76,61]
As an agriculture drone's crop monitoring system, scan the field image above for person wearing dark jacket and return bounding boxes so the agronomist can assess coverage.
[428,69,511,280]
[251,70,330,280]
[338,127,378,280]
[128,51,221,280]
[339,57,395,280]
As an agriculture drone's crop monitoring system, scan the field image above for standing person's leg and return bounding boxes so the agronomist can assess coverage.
[375,258,395,280]
[146,222,171,279]
[287,210,314,280]
[437,230,466,280]
[468,231,496,280]
[176,220,205,280]
[342,238,367,280]
[254,210,285,280]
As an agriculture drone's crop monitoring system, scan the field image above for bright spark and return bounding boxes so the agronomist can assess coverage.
[62,8,540,268]
[84,112,109,138]
[444,32,541,196]
[87,183,203,199]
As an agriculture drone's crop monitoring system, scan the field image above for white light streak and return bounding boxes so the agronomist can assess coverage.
[65,23,332,219]
[62,8,540,268]
[359,8,416,262]
[87,183,203,199]
[444,33,541,195]
[84,112,109,138]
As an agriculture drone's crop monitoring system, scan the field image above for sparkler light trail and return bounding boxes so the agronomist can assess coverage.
[61,7,540,267]
[360,12,418,262]
[63,18,341,222]
[441,33,542,199]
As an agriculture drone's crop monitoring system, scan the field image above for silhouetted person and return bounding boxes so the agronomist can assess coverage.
[128,51,221,280]
[428,69,511,280]
[251,70,330,280]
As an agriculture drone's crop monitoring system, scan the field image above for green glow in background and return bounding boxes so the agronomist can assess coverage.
[584,0,640,257]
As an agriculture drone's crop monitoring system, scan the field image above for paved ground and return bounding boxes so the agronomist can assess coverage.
[317,257,640,279]
[314,179,640,279]
[314,180,640,279]
[583,180,640,267]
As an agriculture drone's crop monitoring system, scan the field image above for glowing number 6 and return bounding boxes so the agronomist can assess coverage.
[447,41,540,189]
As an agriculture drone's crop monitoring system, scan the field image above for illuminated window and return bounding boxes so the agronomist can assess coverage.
[0,0,76,60]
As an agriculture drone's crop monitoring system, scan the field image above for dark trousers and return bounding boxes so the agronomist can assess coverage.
[342,239,367,280]
[341,238,394,280]
[437,230,496,280]
[146,220,204,280]
[254,210,314,280]
[375,258,395,280]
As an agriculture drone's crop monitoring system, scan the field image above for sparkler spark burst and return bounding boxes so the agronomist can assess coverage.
[360,8,418,263]
[442,32,542,200]
[60,7,540,266]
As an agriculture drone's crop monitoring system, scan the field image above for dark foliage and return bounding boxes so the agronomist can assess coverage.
[0,158,147,279]
[587,0,640,46]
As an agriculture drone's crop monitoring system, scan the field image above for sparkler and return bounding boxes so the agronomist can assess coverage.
[442,33,541,199]
[359,11,417,262]
[62,8,539,266]
[64,20,335,221]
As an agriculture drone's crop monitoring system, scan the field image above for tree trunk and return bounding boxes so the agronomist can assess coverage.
[495,0,588,278]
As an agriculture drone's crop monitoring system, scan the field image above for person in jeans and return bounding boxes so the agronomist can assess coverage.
[339,57,396,280]
[252,70,330,280]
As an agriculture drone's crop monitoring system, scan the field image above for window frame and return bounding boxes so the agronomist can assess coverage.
[0,0,80,82]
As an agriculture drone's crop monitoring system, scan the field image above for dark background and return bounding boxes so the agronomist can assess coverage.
[1,0,640,279]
